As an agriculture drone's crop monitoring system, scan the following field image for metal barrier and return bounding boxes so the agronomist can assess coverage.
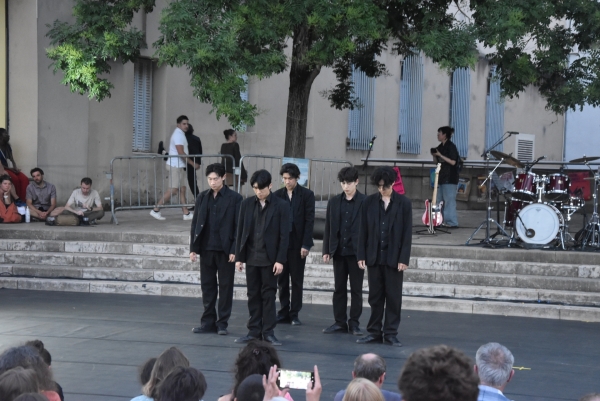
[361,158,600,169]
[109,154,235,224]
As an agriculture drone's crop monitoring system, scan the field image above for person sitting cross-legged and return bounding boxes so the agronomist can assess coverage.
[25,168,57,222]
[50,177,104,226]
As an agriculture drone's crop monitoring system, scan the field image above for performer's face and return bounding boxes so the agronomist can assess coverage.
[253,183,272,200]
[207,172,225,192]
[282,173,298,191]
[340,180,358,196]
[377,180,393,197]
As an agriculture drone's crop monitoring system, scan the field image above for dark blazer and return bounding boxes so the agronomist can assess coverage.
[357,191,412,267]
[235,194,290,265]
[190,185,243,255]
[273,185,315,250]
[322,191,366,257]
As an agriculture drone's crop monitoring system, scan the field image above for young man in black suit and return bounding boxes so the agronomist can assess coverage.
[322,167,366,336]
[234,169,290,346]
[189,163,242,336]
[357,166,412,347]
[273,163,315,326]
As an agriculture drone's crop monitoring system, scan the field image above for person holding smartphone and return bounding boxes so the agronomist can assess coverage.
[432,126,460,229]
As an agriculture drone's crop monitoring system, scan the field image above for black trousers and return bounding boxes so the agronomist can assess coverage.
[199,250,235,330]
[277,248,306,319]
[187,165,200,198]
[366,264,404,337]
[246,264,278,338]
[332,255,365,328]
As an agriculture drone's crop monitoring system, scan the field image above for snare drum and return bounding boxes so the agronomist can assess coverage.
[504,200,526,228]
[545,173,570,201]
[513,172,537,201]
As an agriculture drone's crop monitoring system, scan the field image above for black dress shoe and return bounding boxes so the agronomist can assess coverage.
[383,336,403,347]
[323,324,348,334]
[349,326,363,336]
[217,328,228,335]
[276,315,291,324]
[192,325,217,334]
[263,335,282,346]
[234,335,260,344]
[291,318,302,326]
[356,334,383,344]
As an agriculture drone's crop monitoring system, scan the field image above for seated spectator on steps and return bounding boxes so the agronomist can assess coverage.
[0,367,39,401]
[334,354,400,401]
[156,366,207,401]
[0,128,30,200]
[24,340,64,401]
[131,346,190,401]
[51,177,105,225]
[475,343,515,401]
[0,175,23,223]
[25,168,57,222]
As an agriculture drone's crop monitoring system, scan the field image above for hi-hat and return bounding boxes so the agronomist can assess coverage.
[569,155,600,163]
[490,150,525,168]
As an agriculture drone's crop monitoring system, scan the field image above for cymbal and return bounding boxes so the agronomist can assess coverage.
[490,150,525,168]
[569,156,600,163]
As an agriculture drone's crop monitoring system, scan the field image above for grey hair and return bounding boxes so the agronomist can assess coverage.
[353,354,386,383]
[475,343,514,387]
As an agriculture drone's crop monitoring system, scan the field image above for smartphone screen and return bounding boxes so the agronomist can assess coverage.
[277,369,314,390]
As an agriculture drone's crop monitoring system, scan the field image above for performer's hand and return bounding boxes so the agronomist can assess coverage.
[358,260,366,270]
[300,248,309,259]
[273,262,283,275]
[228,254,235,263]
[189,252,198,262]
[236,261,244,272]
[398,263,408,272]
[306,365,322,401]
[322,254,330,263]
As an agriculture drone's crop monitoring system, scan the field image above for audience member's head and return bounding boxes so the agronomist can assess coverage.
[14,393,48,401]
[143,347,190,399]
[234,374,264,401]
[343,378,384,401]
[80,177,93,196]
[29,169,45,185]
[139,357,157,386]
[24,341,51,367]
[0,128,8,143]
[0,346,55,392]
[0,174,12,191]
[156,366,206,401]
[224,129,237,141]
[475,342,514,391]
[352,354,386,387]
[398,345,479,401]
[580,394,600,401]
[187,124,194,136]
[232,340,281,398]
[0,367,39,401]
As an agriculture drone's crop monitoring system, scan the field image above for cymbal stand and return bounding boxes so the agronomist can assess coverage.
[466,158,511,245]
[579,164,600,250]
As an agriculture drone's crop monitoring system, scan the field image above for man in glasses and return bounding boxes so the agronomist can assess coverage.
[356,166,412,347]
[234,169,290,346]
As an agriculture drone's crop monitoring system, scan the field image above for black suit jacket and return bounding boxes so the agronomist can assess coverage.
[190,185,242,255]
[357,191,413,267]
[235,194,290,265]
[273,185,315,250]
[322,191,366,257]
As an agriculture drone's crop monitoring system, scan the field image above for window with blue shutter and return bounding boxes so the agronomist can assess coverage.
[398,53,423,154]
[133,59,153,152]
[485,66,505,152]
[347,66,375,150]
[449,67,470,157]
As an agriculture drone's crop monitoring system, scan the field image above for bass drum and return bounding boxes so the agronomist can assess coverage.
[515,203,564,245]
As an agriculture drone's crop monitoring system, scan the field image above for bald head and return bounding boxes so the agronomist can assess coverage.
[353,354,386,386]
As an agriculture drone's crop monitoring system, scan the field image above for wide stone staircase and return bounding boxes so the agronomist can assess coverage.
[1,229,600,321]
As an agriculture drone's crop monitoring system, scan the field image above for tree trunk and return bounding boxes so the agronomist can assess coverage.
[284,23,321,158]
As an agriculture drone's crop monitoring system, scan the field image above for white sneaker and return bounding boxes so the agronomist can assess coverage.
[150,210,166,220]
[183,212,194,221]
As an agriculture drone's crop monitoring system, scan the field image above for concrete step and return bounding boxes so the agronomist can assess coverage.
[2,277,599,322]
[0,229,190,245]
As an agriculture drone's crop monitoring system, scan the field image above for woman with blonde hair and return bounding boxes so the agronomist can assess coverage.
[131,347,190,401]
[342,378,384,401]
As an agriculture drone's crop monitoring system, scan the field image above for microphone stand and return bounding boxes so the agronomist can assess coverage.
[363,136,377,194]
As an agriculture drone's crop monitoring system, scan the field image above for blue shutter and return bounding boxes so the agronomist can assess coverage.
[347,66,375,150]
[449,68,470,157]
[239,74,249,132]
[398,53,423,154]
[485,66,505,151]
[132,59,153,152]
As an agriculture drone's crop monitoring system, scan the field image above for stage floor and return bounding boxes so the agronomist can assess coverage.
[0,289,598,401]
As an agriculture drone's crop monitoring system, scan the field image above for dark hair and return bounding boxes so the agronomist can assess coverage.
[250,170,272,189]
[232,340,281,398]
[80,177,92,186]
[30,168,44,177]
[0,367,39,401]
[206,163,226,178]
[338,167,359,183]
[14,393,48,401]
[143,347,190,399]
[370,167,396,187]
[0,174,12,184]
[353,354,386,383]
[139,357,157,386]
[177,115,189,124]
[0,128,5,136]
[24,341,51,366]
[438,126,454,139]
[224,129,236,140]
[156,366,207,401]
[398,345,479,401]
[235,374,264,401]
[279,163,300,179]
[0,346,55,392]
[187,124,194,136]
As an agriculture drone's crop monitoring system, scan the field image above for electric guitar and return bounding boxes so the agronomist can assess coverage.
[422,163,444,233]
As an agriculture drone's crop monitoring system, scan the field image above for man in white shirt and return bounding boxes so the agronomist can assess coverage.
[49,177,104,225]
[475,343,515,401]
[151,115,198,221]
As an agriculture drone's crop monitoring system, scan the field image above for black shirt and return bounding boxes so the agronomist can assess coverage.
[200,189,224,252]
[284,185,302,249]
[186,133,203,164]
[247,193,272,266]
[436,140,460,185]
[376,195,392,265]
[338,195,357,257]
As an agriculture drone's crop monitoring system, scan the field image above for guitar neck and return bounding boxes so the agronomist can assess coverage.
[432,168,440,207]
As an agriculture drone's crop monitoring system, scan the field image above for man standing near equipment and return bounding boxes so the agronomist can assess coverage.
[432,126,460,228]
